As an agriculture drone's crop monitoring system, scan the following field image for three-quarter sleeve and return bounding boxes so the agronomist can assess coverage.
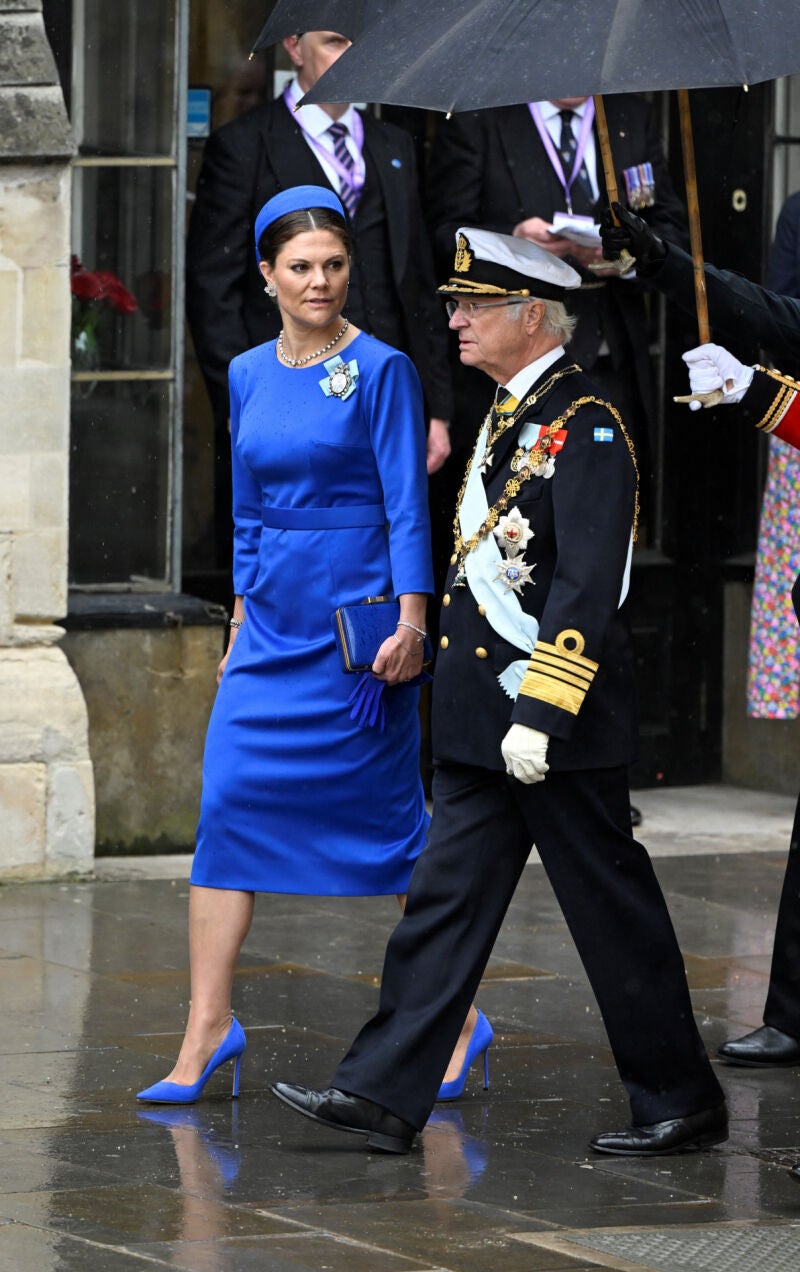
[363,351,434,596]
[229,360,263,595]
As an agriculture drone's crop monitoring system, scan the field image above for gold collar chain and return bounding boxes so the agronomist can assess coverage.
[450,385,640,581]
[450,366,580,574]
[481,364,579,471]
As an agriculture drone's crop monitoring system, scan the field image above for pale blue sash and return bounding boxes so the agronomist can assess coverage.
[459,418,633,700]
[460,422,540,699]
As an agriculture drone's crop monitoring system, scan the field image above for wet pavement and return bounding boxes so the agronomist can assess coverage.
[1,786,799,1271]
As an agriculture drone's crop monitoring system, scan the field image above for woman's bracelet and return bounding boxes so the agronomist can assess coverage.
[392,631,414,654]
[229,618,244,629]
[397,619,426,643]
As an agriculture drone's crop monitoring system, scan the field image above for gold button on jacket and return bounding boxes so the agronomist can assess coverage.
[475,646,488,659]
[440,635,449,649]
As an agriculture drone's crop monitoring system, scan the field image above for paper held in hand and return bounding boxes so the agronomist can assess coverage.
[547,212,602,249]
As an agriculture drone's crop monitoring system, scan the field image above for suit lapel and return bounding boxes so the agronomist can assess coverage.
[262,96,339,195]
[361,113,410,285]
[497,105,568,220]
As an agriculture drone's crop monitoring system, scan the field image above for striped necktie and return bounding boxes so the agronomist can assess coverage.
[327,121,359,217]
[558,109,594,214]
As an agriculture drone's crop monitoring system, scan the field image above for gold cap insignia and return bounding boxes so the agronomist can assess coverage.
[454,233,473,274]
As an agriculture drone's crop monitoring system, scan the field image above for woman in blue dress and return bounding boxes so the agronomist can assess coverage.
[136,185,451,1103]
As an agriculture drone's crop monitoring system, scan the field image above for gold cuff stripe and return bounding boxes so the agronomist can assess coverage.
[528,657,594,691]
[517,673,586,715]
[533,639,599,674]
[756,384,796,434]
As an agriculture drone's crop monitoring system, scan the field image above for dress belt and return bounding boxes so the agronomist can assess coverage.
[261,503,387,529]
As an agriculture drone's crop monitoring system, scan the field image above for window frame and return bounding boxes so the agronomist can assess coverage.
[68,0,189,592]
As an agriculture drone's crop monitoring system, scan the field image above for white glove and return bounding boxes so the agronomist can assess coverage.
[501,724,550,784]
[680,343,755,410]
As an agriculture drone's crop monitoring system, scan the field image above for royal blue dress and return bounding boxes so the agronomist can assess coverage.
[191,332,434,895]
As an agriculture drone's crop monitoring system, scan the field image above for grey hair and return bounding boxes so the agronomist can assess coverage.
[507,297,577,344]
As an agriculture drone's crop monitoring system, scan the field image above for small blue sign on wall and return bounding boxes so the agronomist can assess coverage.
[187,87,212,139]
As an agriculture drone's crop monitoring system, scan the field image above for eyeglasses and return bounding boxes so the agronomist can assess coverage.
[444,297,531,319]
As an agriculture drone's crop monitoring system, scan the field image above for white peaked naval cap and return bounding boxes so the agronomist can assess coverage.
[438,226,582,299]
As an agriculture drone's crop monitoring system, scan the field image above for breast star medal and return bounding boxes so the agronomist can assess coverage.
[492,507,534,555]
[492,508,535,593]
[496,555,535,593]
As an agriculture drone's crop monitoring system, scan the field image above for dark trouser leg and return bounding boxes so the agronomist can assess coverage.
[515,768,723,1125]
[333,763,722,1131]
[763,788,800,1037]
[333,763,533,1130]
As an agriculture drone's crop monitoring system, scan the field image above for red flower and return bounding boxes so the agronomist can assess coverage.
[71,256,138,314]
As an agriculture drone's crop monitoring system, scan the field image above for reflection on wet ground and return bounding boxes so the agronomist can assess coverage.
[0,846,798,1269]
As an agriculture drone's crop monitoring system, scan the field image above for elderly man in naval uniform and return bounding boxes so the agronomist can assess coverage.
[269,228,727,1158]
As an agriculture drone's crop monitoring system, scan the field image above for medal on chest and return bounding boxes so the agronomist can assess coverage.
[511,426,567,480]
[492,507,535,593]
[449,366,580,587]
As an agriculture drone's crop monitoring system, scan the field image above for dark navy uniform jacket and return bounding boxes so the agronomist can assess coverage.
[432,354,639,773]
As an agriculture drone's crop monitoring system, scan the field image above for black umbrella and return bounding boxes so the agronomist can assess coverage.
[251,1,389,51]
[300,0,800,111]
[299,0,800,346]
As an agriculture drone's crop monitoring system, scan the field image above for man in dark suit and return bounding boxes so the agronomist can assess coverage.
[426,95,687,482]
[270,227,726,1158]
[767,192,800,298]
[186,30,452,563]
[603,204,800,1076]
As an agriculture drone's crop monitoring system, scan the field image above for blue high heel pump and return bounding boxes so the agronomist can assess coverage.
[136,1016,246,1104]
[436,1010,493,1101]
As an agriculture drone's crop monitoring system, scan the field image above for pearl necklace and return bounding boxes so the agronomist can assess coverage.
[278,319,349,367]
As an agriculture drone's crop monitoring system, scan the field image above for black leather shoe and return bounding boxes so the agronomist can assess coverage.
[630,804,642,827]
[271,1083,415,1154]
[789,1163,800,1182]
[590,1104,728,1156]
[717,1025,800,1067]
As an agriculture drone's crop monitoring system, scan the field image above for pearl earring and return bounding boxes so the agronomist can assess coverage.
[264,281,277,298]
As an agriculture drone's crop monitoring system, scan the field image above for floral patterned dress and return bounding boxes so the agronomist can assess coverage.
[747,435,800,718]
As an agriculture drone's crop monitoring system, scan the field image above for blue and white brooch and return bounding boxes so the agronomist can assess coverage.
[493,508,535,594]
[319,354,359,401]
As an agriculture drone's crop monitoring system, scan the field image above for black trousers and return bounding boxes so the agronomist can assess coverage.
[333,763,723,1130]
[763,788,800,1035]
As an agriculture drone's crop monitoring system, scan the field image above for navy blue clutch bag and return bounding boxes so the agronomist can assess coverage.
[332,597,432,673]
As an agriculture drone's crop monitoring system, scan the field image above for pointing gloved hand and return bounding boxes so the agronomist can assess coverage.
[501,724,550,784]
[600,202,667,272]
[678,343,755,410]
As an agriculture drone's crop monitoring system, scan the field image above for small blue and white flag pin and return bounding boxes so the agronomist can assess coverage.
[594,427,614,443]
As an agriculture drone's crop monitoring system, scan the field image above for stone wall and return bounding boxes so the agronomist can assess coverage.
[60,597,225,855]
[0,0,94,878]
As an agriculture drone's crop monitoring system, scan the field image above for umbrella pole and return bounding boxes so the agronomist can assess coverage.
[677,88,710,343]
[592,95,634,274]
[593,94,620,206]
